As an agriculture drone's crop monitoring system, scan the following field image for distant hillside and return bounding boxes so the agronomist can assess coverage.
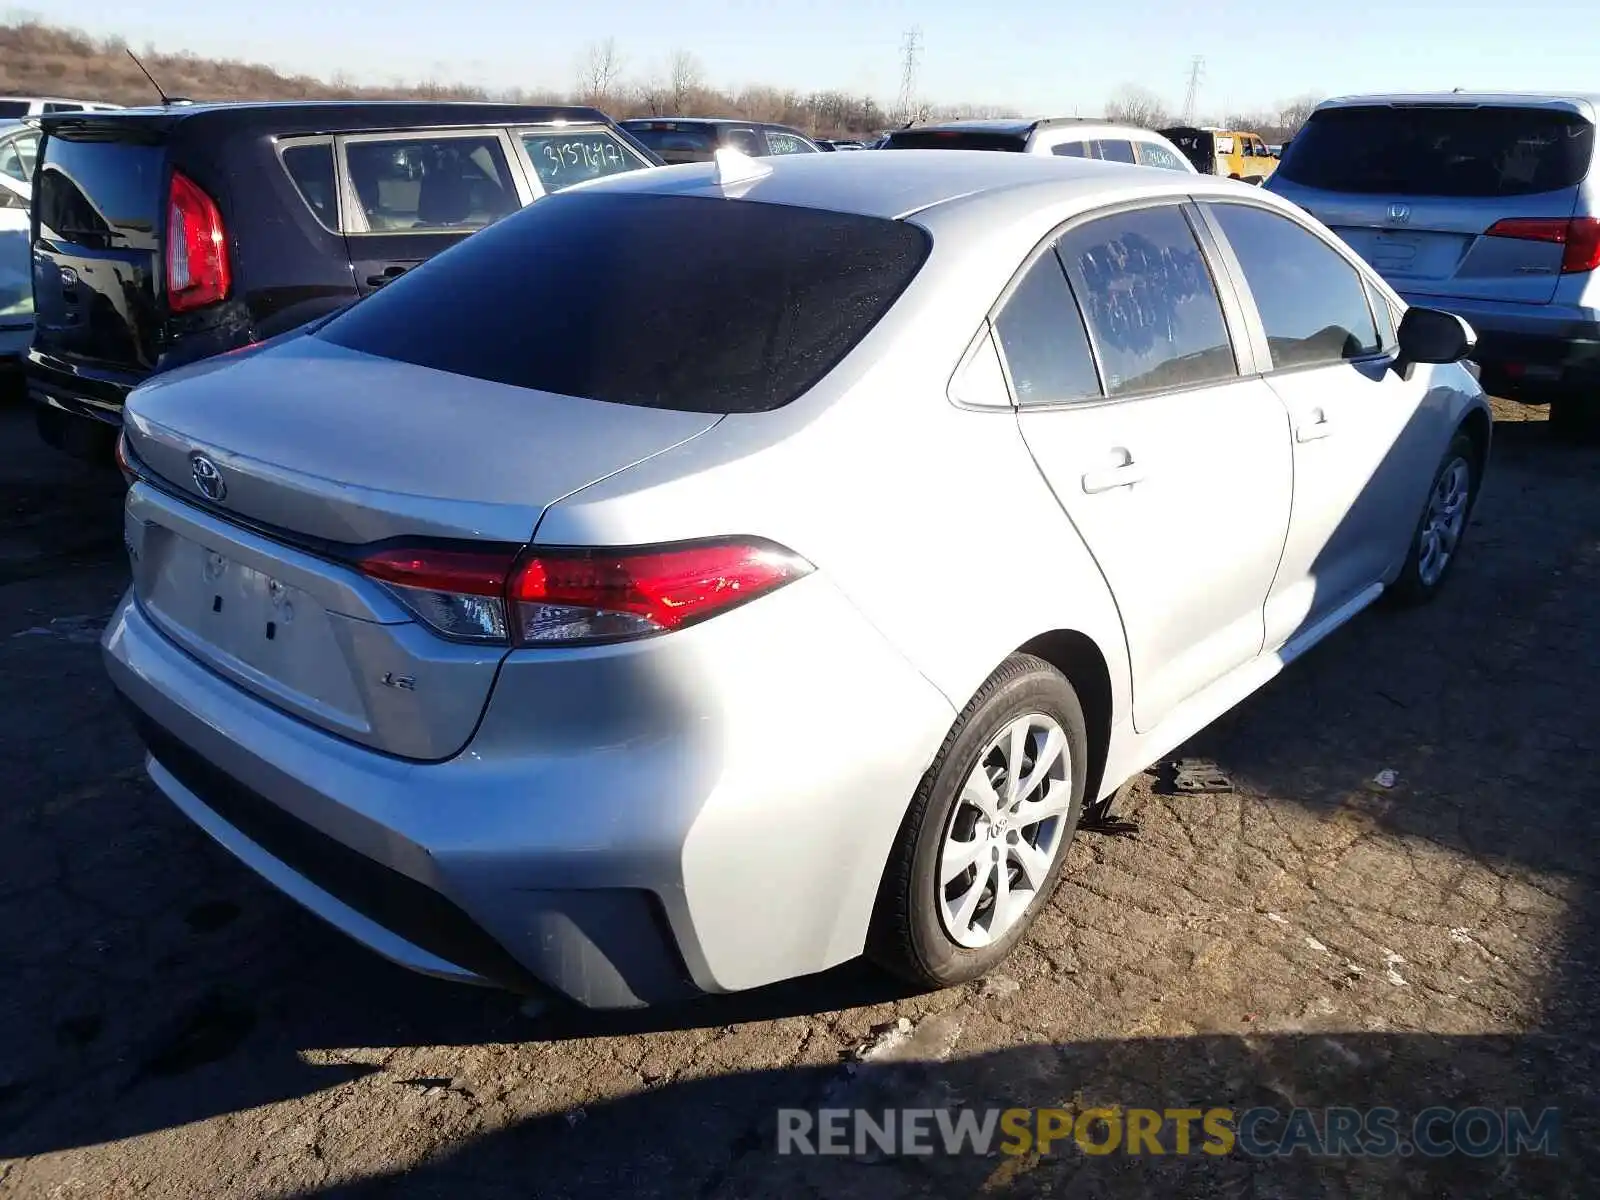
[0,19,534,106]
[0,19,905,138]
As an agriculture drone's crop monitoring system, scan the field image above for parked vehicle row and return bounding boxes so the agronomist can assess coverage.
[10,82,1592,1011]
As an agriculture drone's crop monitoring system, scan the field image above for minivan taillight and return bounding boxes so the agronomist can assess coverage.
[166,170,231,312]
[1484,216,1600,274]
[356,539,812,646]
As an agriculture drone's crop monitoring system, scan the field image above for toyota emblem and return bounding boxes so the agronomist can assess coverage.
[190,453,227,502]
[1388,202,1411,225]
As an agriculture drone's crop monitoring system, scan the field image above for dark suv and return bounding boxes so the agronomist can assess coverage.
[28,101,659,458]
[619,118,821,164]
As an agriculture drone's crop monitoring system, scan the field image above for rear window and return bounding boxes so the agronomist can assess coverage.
[883,131,1028,152]
[624,123,716,165]
[316,192,931,414]
[1279,104,1597,197]
[35,134,164,250]
[0,102,29,118]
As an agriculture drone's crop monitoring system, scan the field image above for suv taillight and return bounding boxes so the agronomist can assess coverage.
[166,170,231,312]
[1484,216,1600,274]
[357,539,812,646]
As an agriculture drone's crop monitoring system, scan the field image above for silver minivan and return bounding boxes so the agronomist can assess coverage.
[1267,93,1599,438]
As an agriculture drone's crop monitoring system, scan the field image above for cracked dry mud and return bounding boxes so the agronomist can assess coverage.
[0,397,1596,1198]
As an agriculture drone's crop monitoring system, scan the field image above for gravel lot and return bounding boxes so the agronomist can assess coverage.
[1,396,1596,1198]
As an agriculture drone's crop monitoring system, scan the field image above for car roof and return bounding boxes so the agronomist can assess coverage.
[39,100,613,136]
[1316,91,1600,118]
[893,116,1172,141]
[564,145,1259,221]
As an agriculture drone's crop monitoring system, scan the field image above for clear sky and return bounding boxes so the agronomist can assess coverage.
[37,0,1600,116]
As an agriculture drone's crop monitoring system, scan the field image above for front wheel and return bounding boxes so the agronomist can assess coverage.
[868,654,1088,989]
[1388,431,1478,605]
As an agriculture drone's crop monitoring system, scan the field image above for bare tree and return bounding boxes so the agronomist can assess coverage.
[667,49,703,115]
[1105,84,1170,130]
[574,37,624,108]
[1274,93,1323,139]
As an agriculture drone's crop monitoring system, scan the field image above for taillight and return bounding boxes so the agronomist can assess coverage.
[358,544,519,642]
[508,540,812,644]
[114,431,135,484]
[166,170,231,312]
[1484,216,1600,274]
[356,538,811,646]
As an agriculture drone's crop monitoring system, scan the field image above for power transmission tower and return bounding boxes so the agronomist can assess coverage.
[1181,55,1204,123]
[895,28,922,126]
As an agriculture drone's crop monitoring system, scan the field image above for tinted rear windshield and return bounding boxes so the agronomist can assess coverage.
[883,130,1028,152]
[1278,104,1596,197]
[317,191,931,413]
[36,132,165,249]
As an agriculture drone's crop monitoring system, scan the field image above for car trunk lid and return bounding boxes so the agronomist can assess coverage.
[121,334,722,760]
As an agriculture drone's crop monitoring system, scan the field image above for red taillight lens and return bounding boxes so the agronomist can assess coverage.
[358,545,519,642]
[508,539,813,645]
[1484,216,1600,274]
[166,170,231,313]
[356,539,811,646]
[113,431,135,484]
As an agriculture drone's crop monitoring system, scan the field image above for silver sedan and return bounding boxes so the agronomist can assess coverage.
[106,148,1490,1007]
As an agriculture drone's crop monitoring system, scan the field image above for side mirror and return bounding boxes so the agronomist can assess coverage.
[1394,306,1476,378]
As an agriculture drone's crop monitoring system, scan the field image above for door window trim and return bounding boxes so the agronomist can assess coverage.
[334,126,533,236]
[1193,197,1398,381]
[274,134,341,233]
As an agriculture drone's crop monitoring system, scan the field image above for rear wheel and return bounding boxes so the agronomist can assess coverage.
[869,653,1088,988]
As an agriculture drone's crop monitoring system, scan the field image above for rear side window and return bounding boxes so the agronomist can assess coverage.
[884,131,1029,152]
[317,192,931,413]
[1135,142,1187,171]
[764,130,816,155]
[1057,205,1236,396]
[1053,142,1090,158]
[0,101,28,118]
[343,134,518,233]
[35,135,164,250]
[1095,140,1137,164]
[993,250,1101,405]
[0,131,39,183]
[519,129,645,194]
[1207,203,1380,369]
[1279,105,1597,197]
[280,142,337,229]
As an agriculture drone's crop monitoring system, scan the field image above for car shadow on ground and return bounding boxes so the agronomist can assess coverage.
[0,413,1596,1195]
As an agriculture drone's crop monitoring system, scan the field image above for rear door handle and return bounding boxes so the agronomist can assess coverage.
[1081,450,1145,494]
[1295,408,1334,442]
[366,265,410,287]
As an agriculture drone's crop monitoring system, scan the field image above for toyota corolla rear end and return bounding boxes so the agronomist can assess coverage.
[104,183,955,1008]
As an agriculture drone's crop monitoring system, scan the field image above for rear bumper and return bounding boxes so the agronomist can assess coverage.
[103,573,952,1009]
[26,348,144,426]
[1401,293,1600,388]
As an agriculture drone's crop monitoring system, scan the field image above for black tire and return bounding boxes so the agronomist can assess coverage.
[1388,431,1479,606]
[868,653,1089,989]
[1549,391,1600,444]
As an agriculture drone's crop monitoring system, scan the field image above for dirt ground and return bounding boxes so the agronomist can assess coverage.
[0,396,1596,1198]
